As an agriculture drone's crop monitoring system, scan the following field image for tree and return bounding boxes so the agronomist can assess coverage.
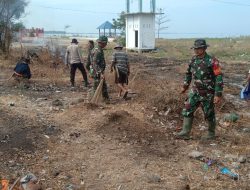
[112,11,126,46]
[0,0,28,54]
[112,11,126,36]
[155,9,169,39]
[12,22,25,32]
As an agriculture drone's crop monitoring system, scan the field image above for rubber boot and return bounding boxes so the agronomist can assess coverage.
[201,118,216,140]
[177,117,193,140]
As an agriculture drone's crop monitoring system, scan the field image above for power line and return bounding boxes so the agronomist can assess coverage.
[160,32,227,35]
[34,5,120,15]
[208,0,250,7]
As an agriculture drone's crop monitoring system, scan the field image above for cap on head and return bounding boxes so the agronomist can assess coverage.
[97,35,108,43]
[192,39,209,49]
[71,38,78,44]
[88,40,94,46]
[114,44,123,49]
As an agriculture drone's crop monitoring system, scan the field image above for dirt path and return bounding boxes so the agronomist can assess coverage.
[0,58,249,190]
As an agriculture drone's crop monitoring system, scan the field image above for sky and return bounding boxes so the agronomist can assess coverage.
[22,0,250,39]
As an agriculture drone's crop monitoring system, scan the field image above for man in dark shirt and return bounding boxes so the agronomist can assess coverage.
[14,57,32,79]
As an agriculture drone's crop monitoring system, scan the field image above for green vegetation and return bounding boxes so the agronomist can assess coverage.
[112,11,126,36]
[0,0,28,55]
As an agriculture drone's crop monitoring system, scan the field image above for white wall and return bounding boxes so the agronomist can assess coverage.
[126,15,139,49]
[140,15,155,49]
[126,13,155,50]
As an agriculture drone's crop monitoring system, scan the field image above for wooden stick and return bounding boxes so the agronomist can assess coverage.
[130,69,139,83]
[9,177,20,190]
[0,73,14,83]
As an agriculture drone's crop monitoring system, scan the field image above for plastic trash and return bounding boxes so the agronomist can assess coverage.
[240,82,250,100]
[203,163,209,171]
[220,167,239,180]
[20,173,37,184]
[223,113,239,122]
[20,173,38,190]
[0,179,9,190]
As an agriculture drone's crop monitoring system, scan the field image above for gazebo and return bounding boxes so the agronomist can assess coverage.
[97,21,116,37]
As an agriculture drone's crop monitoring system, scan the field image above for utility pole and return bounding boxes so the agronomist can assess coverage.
[64,25,70,36]
[156,8,169,39]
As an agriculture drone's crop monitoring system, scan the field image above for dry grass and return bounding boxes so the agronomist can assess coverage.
[155,37,250,63]
[1,37,250,190]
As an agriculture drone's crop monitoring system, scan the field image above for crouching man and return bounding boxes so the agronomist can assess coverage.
[13,57,32,88]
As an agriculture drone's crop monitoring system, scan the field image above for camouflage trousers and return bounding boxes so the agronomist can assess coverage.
[182,90,215,121]
[93,76,109,100]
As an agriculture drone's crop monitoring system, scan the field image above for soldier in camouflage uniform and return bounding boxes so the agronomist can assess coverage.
[177,39,223,140]
[86,40,94,72]
[91,36,109,101]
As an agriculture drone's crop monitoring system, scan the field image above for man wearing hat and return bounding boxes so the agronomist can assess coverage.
[111,44,130,99]
[177,39,223,140]
[91,35,109,101]
[65,38,89,87]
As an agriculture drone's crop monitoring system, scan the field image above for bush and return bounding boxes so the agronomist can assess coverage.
[113,36,126,47]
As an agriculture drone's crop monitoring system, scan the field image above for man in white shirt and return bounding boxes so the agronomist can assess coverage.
[65,38,88,87]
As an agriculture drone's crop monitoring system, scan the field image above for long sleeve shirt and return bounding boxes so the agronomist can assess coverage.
[86,47,93,71]
[183,53,223,97]
[91,46,106,75]
[65,44,83,65]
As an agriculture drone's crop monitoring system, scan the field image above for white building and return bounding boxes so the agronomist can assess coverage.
[125,0,156,51]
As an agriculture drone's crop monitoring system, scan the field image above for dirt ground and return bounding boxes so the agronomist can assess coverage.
[0,48,250,190]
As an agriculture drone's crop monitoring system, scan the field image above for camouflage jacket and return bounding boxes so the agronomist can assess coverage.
[86,47,94,71]
[91,46,106,75]
[183,53,223,97]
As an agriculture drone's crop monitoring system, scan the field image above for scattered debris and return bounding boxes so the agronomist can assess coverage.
[0,173,43,190]
[188,151,203,159]
[9,102,15,106]
[43,125,60,136]
[69,132,81,138]
[192,154,240,180]
[238,156,247,163]
[219,167,239,180]
[52,99,63,107]
[145,174,161,183]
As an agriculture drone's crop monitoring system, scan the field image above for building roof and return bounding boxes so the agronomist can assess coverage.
[124,12,161,16]
[97,21,115,29]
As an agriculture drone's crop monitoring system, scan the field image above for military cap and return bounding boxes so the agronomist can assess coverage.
[192,39,209,49]
[97,35,108,43]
